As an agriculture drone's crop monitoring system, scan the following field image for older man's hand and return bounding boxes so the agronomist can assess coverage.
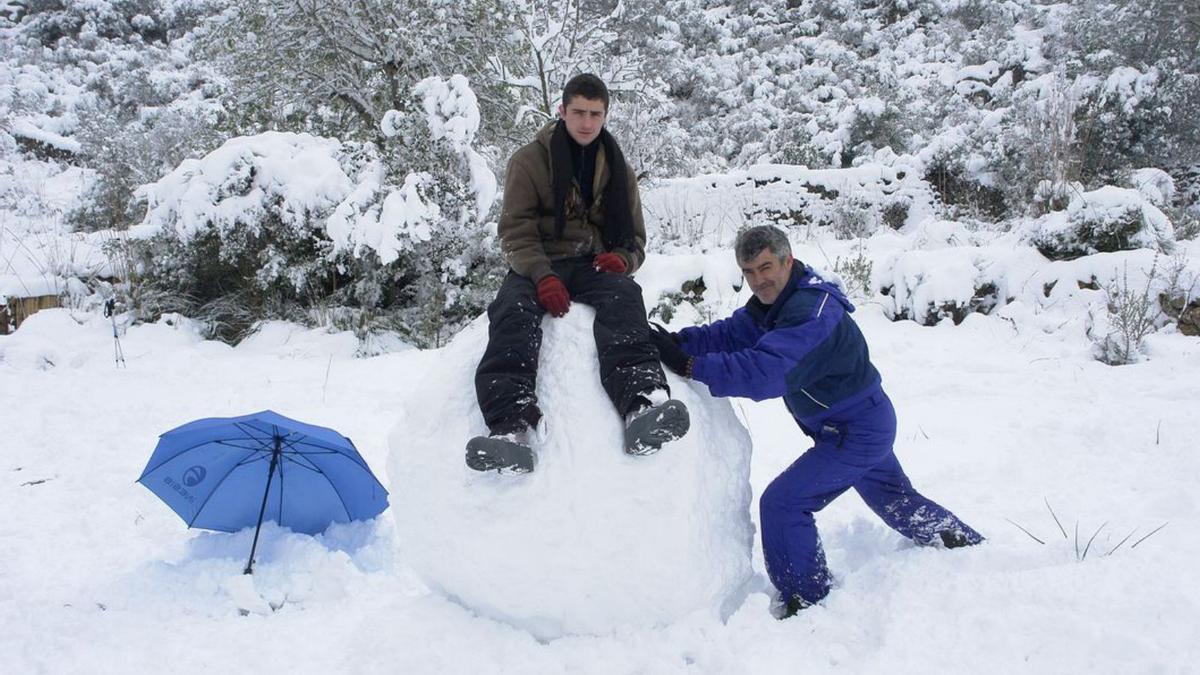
[649,324,692,378]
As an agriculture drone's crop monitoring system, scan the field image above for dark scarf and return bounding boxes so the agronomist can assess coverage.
[550,119,634,251]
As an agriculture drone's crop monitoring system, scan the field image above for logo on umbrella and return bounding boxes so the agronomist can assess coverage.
[183,465,207,487]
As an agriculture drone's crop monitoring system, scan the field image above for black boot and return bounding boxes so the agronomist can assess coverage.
[771,593,813,620]
[938,530,980,549]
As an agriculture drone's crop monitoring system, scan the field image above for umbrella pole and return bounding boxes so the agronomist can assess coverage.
[244,437,282,575]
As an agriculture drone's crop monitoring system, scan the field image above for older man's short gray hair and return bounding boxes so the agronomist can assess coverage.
[735,225,792,263]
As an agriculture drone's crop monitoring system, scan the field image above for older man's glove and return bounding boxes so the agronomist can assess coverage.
[649,324,692,378]
[536,275,571,317]
[593,252,627,274]
[650,322,679,345]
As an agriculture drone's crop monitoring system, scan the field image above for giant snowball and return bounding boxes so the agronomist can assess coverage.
[388,308,754,638]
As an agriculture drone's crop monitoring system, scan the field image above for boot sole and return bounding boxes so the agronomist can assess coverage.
[465,436,536,474]
[624,400,690,456]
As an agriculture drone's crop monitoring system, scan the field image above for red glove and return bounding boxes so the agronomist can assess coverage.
[593,252,627,274]
[536,275,571,317]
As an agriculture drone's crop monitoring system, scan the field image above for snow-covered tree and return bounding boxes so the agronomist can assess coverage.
[197,0,516,148]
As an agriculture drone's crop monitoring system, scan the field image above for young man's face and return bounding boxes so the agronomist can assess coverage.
[739,249,794,305]
[557,95,607,145]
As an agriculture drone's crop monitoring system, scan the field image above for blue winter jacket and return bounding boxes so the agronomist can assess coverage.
[679,264,883,432]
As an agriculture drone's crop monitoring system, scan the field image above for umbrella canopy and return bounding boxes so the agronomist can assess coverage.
[138,410,388,571]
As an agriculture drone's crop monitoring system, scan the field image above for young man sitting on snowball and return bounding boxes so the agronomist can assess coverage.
[467,73,690,473]
[649,225,983,617]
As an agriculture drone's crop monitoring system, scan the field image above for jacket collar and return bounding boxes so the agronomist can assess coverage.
[743,264,855,328]
[745,264,805,328]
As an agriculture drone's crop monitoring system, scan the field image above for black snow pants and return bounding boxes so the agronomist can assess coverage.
[474,257,667,435]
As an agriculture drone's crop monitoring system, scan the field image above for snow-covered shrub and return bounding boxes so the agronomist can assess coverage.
[881,196,910,230]
[879,247,1009,325]
[832,242,874,298]
[1030,186,1174,261]
[1091,263,1160,365]
[648,276,707,325]
[993,74,1084,217]
[15,0,173,47]
[1157,252,1200,337]
[1126,168,1175,208]
[845,96,910,166]
[128,123,501,345]
[1068,1,1200,182]
[830,192,879,240]
[924,150,1006,221]
[70,104,224,231]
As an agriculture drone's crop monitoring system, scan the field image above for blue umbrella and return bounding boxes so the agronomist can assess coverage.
[138,410,388,573]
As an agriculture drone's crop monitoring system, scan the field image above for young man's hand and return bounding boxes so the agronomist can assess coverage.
[536,275,571,317]
[593,252,627,274]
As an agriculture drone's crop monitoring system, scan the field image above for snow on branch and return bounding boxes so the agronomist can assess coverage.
[409,74,497,220]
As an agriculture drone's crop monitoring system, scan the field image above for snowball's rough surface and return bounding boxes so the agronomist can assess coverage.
[387,308,754,639]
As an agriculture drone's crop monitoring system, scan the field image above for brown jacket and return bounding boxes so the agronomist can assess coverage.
[499,121,646,282]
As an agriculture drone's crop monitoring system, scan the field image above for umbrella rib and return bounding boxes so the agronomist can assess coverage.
[141,423,275,478]
[287,439,372,469]
[233,422,277,450]
[281,446,385,495]
[214,440,272,452]
[141,436,265,477]
[280,454,324,473]
[278,435,372,473]
[186,451,266,528]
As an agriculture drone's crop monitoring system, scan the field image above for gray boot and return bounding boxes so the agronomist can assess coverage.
[465,430,536,474]
[624,399,690,456]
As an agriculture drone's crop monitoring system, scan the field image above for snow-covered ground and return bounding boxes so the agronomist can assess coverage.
[3,258,1198,672]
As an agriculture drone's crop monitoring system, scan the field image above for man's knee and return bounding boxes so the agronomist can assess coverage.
[488,277,541,322]
[763,468,840,521]
[585,272,645,307]
[760,474,817,521]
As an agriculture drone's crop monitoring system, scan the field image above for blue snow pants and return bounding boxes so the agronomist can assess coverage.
[760,390,983,604]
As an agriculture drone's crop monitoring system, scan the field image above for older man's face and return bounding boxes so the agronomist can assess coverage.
[557,96,607,146]
[739,249,794,305]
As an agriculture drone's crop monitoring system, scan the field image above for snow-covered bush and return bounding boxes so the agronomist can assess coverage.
[923,150,1007,221]
[642,164,938,251]
[1156,252,1200,337]
[1068,0,1200,182]
[832,242,874,298]
[879,247,1006,325]
[70,103,224,231]
[1091,263,1161,365]
[1126,168,1175,208]
[992,74,1084,217]
[128,120,502,345]
[1030,186,1174,261]
[831,192,880,240]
